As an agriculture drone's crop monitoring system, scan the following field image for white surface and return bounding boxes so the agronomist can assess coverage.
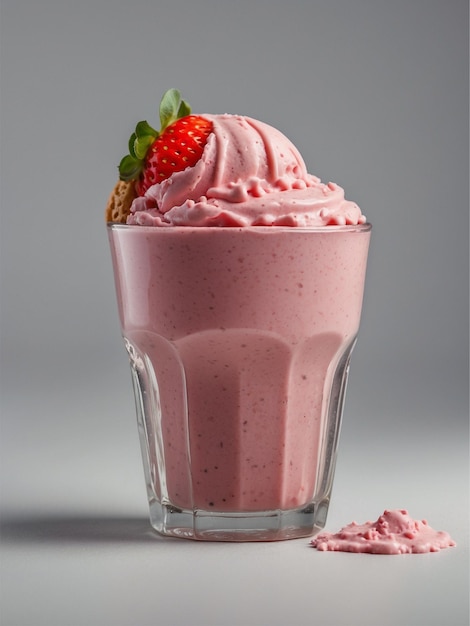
[1,372,468,626]
[1,519,467,626]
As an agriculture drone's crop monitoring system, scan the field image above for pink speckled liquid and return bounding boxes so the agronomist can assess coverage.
[108,224,371,540]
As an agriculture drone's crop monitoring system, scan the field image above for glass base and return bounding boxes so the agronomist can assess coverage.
[148,498,330,541]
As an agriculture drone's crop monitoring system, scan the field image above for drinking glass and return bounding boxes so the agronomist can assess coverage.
[108,224,371,541]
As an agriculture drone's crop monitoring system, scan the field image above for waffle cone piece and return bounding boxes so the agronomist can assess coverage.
[105,180,137,223]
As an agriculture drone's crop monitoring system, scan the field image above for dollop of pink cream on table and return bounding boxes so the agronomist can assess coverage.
[310,509,456,554]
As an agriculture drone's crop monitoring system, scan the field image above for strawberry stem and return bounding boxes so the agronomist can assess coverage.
[118,88,192,182]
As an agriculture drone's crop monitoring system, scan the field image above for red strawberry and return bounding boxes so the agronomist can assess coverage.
[137,115,212,195]
[118,89,213,196]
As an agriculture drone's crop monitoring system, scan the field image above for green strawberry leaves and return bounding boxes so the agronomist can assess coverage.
[119,154,143,181]
[118,88,192,182]
[159,88,191,132]
[130,122,158,159]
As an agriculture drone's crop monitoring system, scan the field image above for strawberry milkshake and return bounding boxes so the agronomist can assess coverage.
[311,509,456,554]
[107,90,371,540]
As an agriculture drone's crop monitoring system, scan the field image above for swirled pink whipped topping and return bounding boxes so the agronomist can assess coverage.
[310,509,456,554]
[127,114,366,227]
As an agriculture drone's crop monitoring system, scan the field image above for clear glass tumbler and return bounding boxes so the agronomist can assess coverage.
[108,224,371,541]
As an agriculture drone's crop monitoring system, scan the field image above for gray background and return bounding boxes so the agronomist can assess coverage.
[1,1,468,625]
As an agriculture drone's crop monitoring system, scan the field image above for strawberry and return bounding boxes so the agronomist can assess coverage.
[137,115,212,195]
[119,89,213,196]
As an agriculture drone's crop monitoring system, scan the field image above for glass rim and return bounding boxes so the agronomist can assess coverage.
[107,222,372,233]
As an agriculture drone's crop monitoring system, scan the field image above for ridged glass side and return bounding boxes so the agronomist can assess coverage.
[123,332,357,541]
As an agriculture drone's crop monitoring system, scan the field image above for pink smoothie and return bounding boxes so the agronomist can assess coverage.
[108,224,371,514]
[311,509,456,554]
